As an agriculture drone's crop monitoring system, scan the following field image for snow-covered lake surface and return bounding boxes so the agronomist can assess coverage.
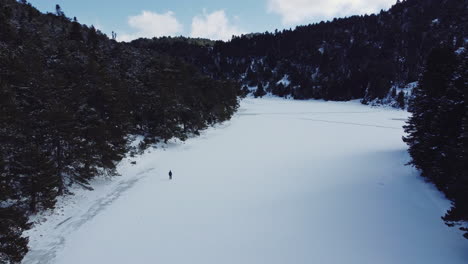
[23,98,468,264]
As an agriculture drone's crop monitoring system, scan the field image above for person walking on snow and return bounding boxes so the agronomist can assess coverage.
[169,170,172,180]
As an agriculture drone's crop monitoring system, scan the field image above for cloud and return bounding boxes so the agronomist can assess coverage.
[267,0,396,25]
[118,11,183,42]
[190,10,244,41]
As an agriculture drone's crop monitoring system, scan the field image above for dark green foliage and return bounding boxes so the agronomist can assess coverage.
[404,46,467,238]
[396,91,405,108]
[271,83,290,97]
[55,4,64,17]
[240,85,249,98]
[0,208,29,264]
[254,83,266,98]
[0,0,239,262]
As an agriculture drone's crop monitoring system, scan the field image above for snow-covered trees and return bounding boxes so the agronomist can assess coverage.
[142,0,466,103]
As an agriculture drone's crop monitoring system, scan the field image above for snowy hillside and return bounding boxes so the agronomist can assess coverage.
[22,99,467,264]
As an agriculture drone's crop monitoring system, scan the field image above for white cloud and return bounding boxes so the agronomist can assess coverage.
[118,11,183,42]
[190,10,244,41]
[267,0,396,25]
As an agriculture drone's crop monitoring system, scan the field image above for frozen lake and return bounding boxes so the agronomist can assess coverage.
[23,98,468,264]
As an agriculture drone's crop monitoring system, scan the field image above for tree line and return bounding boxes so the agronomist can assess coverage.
[140,0,466,106]
[404,46,467,239]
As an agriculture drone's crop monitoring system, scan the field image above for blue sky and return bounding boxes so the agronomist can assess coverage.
[27,0,397,41]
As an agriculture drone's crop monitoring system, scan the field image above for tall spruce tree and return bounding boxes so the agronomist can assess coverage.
[254,83,266,98]
[404,46,467,238]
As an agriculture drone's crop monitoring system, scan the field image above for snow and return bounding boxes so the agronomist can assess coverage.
[276,75,290,87]
[368,81,418,108]
[455,47,466,55]
[397,81,418,98]
[311,67,320,80]
[405,81,418,91]
[22,98,468,264]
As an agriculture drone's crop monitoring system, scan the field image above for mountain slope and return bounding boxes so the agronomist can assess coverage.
[135,0,467,105]
[0,1,239,262]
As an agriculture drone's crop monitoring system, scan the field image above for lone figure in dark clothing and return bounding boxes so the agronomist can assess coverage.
[168,170,172,180]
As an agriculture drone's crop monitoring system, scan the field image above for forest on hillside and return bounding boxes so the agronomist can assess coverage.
[136,0,466,105]
[0,0,239,262]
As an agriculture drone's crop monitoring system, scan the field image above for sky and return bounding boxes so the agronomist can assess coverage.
[27,0,397,42]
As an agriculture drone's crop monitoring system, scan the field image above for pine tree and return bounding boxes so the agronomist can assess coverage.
[396,91,405,108]
[0,207,29,264]
[55,4,64,17]
[254,83,266,98]
[440,48,468,238]
[404,46,457,186]
[404,46,467,239]
[70,19,82,41]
